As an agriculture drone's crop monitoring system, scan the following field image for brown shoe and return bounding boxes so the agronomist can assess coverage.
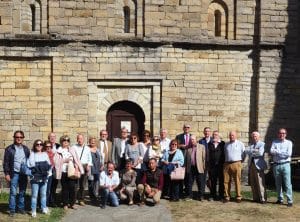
[79,201,85,206]
[223,199,229,203]
[236,199,242,203]
[63,206,69,211]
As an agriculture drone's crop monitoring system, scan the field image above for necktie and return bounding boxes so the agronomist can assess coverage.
[185,134,189,146]
[104,141,108,163]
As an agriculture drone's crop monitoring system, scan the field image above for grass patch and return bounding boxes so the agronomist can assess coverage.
[0,191,64,222]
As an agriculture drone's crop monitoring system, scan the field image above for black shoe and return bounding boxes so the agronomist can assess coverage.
[260,200,267,204]
[287,203,293,207]
[18,209,26,214]
[100,204,106,209]
[9,212,15,217]
[276,200,283,205]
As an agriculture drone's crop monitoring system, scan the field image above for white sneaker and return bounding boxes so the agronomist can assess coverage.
[42,207,49,214]
[32,211,37,218]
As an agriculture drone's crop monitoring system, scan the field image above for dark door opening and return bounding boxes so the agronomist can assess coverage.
[106,100,145,141]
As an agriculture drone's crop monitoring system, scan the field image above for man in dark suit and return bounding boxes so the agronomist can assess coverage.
[176,123,192,156]
[112,127,129,170]
[199,127,213,196]
[175,123,192,198]
[99,130,113,165]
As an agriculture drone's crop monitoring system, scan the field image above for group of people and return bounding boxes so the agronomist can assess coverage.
[3,125,294,217]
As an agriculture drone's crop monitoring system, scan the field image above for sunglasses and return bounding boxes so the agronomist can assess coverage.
[153,139,160,141]
[36,143,43,146]
[62,139,70,142]
[14,136,24,139]
[171,143,177,146]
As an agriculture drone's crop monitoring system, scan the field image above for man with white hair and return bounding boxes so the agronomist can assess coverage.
[246,131,267,204]
[159,128,171,153]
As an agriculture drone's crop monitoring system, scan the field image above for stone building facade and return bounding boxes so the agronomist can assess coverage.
[0,0,299,156]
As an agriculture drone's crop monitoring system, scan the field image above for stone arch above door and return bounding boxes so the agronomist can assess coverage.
[87,79,162,138]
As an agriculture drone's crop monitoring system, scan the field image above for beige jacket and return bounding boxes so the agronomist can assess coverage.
[185,144,206,174]
[54,146,84,179]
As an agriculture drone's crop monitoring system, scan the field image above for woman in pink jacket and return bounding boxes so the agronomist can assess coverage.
[54,135,84,210]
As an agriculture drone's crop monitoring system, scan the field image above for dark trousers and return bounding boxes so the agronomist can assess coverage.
[163,174,170,197]
[49,177,59,205]
[46,175,53,206]
[209,165,224,199]
[186,166,205,198]
[170,178,181,200]
[88,174,99,200]
[61,172,77,207]
[77,173,88,201]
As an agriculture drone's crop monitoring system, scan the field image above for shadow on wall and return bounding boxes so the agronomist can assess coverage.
[264,1,300,154]
[262,1,300,188]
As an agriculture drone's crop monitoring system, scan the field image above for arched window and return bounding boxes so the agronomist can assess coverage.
[124,6,130,33]
[30,4,36,31]
[214,10,222,37]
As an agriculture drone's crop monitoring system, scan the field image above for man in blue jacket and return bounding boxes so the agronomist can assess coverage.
[3,130,30,217]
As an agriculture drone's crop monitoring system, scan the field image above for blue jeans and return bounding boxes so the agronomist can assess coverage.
[9,172,28,213]
[273,162,293,203]
[100,188,119,207]
[31,181,47,212]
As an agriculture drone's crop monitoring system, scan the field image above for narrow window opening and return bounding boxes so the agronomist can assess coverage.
[0,16,2,25]
[30,4,36,31]
[124,6,130,33]
[215,10,222,37]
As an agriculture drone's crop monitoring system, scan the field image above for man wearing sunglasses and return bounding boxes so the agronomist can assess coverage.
[3,130,30,217]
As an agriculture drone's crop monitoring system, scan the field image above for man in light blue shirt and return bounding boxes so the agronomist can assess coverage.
[270,128,293,207]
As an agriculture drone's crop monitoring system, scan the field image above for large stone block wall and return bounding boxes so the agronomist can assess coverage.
[0,58,52,151]
[0,43,255,149]
[0,0,296,44]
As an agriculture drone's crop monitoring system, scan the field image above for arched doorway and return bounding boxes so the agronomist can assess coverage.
[106,100,145,141]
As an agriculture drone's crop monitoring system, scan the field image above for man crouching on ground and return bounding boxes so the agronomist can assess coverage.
[138,158,164,205]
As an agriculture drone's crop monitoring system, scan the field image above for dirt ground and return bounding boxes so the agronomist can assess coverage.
[168,192,300,222]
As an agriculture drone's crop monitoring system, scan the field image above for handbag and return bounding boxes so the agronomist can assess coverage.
[68,161,80,179]
[170,166,185,180]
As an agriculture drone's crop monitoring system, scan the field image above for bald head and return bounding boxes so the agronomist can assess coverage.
[229,131,237,142]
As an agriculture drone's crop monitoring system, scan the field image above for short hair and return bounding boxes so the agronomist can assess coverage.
[169,139,178,148]
[125,158,133,164]
[278,128,287,134]
[121,127,128,132]
[251,131,260,137]
[143,130,151,137]
[60,135,70,145]
[149,158,157,163]
[160,128,168,133]
[13,130,24,138]
[129,133,139,144]
[88,136,97,141]
[190,135,197,140]
[203,127,211,131]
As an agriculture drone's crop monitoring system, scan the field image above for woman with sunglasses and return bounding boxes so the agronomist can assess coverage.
[54,135,84,210]
[124,133,144,184]
[44,140,55,207]
[161,139,184,201]
[28,139,51,217]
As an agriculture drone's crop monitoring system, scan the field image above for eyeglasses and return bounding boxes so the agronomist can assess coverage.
[184,126,190,129]
[36,143,43,146]
[171,143,177,146]
[14,136,24,139]
[153,139,160,141]
[62,139,70,142]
